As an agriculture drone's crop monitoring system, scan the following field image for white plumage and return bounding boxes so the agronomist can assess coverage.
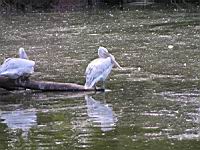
[0,48,35,79]
[18,47,28,59]
[85,47,122,89]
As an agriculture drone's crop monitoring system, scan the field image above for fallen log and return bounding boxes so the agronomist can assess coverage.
[0,76,104,92]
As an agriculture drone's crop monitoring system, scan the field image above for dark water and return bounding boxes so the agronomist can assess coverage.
[0,7,200,149]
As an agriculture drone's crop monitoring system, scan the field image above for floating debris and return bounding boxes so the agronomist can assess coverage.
[168,45,174,49]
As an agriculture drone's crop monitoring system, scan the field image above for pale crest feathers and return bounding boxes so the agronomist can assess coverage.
[98,47,109,58]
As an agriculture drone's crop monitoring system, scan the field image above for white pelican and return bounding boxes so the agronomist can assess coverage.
[0,48,35,79]
[85,47,122,89]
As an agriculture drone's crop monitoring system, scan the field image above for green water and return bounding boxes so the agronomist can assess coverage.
[0,6,200,150]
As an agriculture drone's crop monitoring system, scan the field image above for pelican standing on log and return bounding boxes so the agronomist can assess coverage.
[0,48,35,79]
[84,47,122,89]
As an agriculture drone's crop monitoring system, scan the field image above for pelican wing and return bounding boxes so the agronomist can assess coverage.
[85,58,113,88]
[0,58,35,79]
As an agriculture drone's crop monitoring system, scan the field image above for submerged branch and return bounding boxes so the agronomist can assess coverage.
[0,76,103,92]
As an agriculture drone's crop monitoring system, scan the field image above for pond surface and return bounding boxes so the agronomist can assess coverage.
[0,6,200,150]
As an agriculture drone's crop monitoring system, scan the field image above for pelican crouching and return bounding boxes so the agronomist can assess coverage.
[0,48,35,79]
[85,47,122,89]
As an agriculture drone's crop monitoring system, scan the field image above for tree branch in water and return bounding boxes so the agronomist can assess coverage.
[0,76,103,92]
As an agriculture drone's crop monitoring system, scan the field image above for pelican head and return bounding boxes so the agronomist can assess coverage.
[98,47,109,58]
[19,47,28,59]
[98,47,122,69]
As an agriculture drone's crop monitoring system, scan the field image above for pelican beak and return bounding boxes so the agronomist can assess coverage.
[114,60,123,69]
[109,54,123,69]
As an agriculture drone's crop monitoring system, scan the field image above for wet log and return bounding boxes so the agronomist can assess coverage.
[0,76,104,92]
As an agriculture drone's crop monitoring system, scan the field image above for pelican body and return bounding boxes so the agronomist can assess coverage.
[0,48,35,79]
[85,47,122,89]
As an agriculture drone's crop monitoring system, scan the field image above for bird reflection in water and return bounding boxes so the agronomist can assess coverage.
[85,95,117,132]
[0,109,37,138]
